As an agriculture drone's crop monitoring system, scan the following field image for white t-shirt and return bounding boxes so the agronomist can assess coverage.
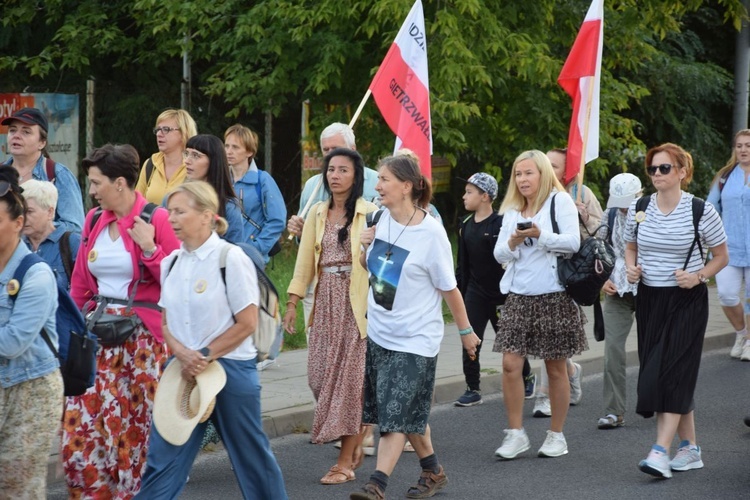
[624,192,726,287]
[89,229,134,300]
[365,209,456,357]
[159,233,260,360]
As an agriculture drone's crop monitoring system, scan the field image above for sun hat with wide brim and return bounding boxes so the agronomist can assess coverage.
[153,358,227,446]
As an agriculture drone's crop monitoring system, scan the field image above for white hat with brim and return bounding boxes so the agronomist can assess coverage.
[153,358,227,446]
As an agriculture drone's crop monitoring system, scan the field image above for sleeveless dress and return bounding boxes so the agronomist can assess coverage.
[308,219,367,443]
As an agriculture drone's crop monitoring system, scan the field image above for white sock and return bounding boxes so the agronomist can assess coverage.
[737,328,747,338]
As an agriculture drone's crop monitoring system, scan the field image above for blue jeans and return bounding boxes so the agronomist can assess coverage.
[136,357,287,500]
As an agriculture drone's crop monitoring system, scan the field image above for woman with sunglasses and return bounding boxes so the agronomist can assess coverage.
[707,129,750,361]
[63,144,180,496]
[135,109,198,204]
[182,134,245,244]
[0,167,63,497]
[492,150,586,460]
[625,143,727,478]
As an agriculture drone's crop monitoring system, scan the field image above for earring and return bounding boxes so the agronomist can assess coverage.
[118,188,123,192]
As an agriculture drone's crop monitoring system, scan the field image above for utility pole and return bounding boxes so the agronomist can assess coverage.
[733,0,750,133]
[265,102,273,174]
[181,33,191,112]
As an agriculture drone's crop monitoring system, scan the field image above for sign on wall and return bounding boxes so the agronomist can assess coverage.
[0,93,80,175]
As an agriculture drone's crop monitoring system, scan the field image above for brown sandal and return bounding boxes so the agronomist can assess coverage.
[320,464,355,485]
[350,481,385,500]
[405,465,448,498]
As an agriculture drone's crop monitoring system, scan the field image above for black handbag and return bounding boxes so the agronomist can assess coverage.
[85,266,160,347]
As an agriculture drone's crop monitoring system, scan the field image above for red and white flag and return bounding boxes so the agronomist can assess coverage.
[369,0,432,177]
[557,0,603,185]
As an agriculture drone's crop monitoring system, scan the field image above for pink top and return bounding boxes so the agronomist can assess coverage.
[70,192,180,342]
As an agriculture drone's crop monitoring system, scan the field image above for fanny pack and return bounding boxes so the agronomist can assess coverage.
[85,275,160,347]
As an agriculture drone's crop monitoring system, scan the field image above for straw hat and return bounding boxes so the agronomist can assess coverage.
[153,358,227,446]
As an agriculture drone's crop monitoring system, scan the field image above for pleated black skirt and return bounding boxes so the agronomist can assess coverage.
[635,283,708,418]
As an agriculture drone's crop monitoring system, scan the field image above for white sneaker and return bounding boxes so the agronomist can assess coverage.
[256,358,276,371]
[741,340,750,361]
[533,396,551,418]
[569,362,583,405]
[494,428,530,459]
[731,334,746,358]
[638,446,672,479]
[537,430,568,457]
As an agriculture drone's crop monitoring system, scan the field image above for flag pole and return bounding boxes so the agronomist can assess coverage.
[349,89,372,128]
[288,89,373,239]
[576,78,596,203]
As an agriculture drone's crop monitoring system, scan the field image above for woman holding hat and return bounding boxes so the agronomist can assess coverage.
[2,107,85,232]
[63,144,180,497]
[0,166,63,497]
[352,154,480,500]
[135,108,198,205]
[597,173,642,429]
[137,181,286,499]
[284,148,377,485]
[625,143,727,478]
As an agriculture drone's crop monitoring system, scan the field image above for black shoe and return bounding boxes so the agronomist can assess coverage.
[454,388,482,407]
[744,416,750,427]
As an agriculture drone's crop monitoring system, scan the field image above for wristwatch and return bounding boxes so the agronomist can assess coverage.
[142,246,157,258]
[697,273,708,284]
[199,347,212,361]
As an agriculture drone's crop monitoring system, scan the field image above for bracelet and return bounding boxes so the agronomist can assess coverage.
[458,327,473,336]
[286,300,297,308]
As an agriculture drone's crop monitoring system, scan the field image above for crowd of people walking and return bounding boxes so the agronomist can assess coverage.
[0,106,740,499]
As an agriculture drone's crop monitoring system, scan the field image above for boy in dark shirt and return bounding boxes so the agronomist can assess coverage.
[455,173,534,406]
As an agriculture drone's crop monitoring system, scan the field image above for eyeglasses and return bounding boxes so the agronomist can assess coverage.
[182,150,206,161]
[646,164,673,176]
[153,126,180,135]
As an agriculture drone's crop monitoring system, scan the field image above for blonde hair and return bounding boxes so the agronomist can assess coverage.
[155,109,198,149]
[499,150,565,215]
[167,181,228,236]
[224,124,259,155]
[20,179,58,210]
[712,129,750,187]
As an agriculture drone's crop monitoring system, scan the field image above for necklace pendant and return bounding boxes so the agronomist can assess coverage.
[384,250,392,260]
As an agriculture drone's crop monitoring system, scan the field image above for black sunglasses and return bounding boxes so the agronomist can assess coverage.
[647,163,673,176]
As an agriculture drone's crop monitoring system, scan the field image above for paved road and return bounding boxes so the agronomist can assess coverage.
[48,349,750,499]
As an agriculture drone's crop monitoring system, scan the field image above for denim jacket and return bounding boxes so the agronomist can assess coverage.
[707,165,750,267]
[0,242,59,388]
[234,165,286,262]
[24,225,81,290]
[3,155,85,232]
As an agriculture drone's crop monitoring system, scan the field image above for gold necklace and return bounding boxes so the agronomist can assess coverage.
[385,207,417,260]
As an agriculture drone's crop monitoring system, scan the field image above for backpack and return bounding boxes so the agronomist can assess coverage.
[634,194,705,268]
[59,231,75,284]
[550,194,616,307]
[166,242,284,361]
[11,254,98,396]
[605,208,617,246]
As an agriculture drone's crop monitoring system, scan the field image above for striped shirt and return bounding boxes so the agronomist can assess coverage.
[624,192,726,287]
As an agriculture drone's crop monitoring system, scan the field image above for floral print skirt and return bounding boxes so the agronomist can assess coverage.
[61,321,167,499]
[362,338,437,435]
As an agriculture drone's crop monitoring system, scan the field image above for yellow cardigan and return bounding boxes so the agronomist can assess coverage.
[135,152,188,205]
[287,198,378,339]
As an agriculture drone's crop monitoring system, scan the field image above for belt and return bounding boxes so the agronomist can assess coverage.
[321,265,353,274]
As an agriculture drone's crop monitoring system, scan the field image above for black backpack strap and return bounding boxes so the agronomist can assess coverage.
[549,193,559,234]
[366,209,384,228]
[45,157,56,183]
[59,231,74,284]
[633,194,650,241]
[606,208,617,245]
[140,202,159,224]
[145,158,155,187]
[684,197,705,270]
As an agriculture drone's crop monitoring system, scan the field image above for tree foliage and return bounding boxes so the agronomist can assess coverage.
[0,0,746,213]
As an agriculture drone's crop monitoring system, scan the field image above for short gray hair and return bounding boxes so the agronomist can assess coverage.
[320,122,356,149]
[21,179,58,210]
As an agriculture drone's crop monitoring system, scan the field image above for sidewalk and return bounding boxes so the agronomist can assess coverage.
[48,287,735,484]
[258,286,734,437]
